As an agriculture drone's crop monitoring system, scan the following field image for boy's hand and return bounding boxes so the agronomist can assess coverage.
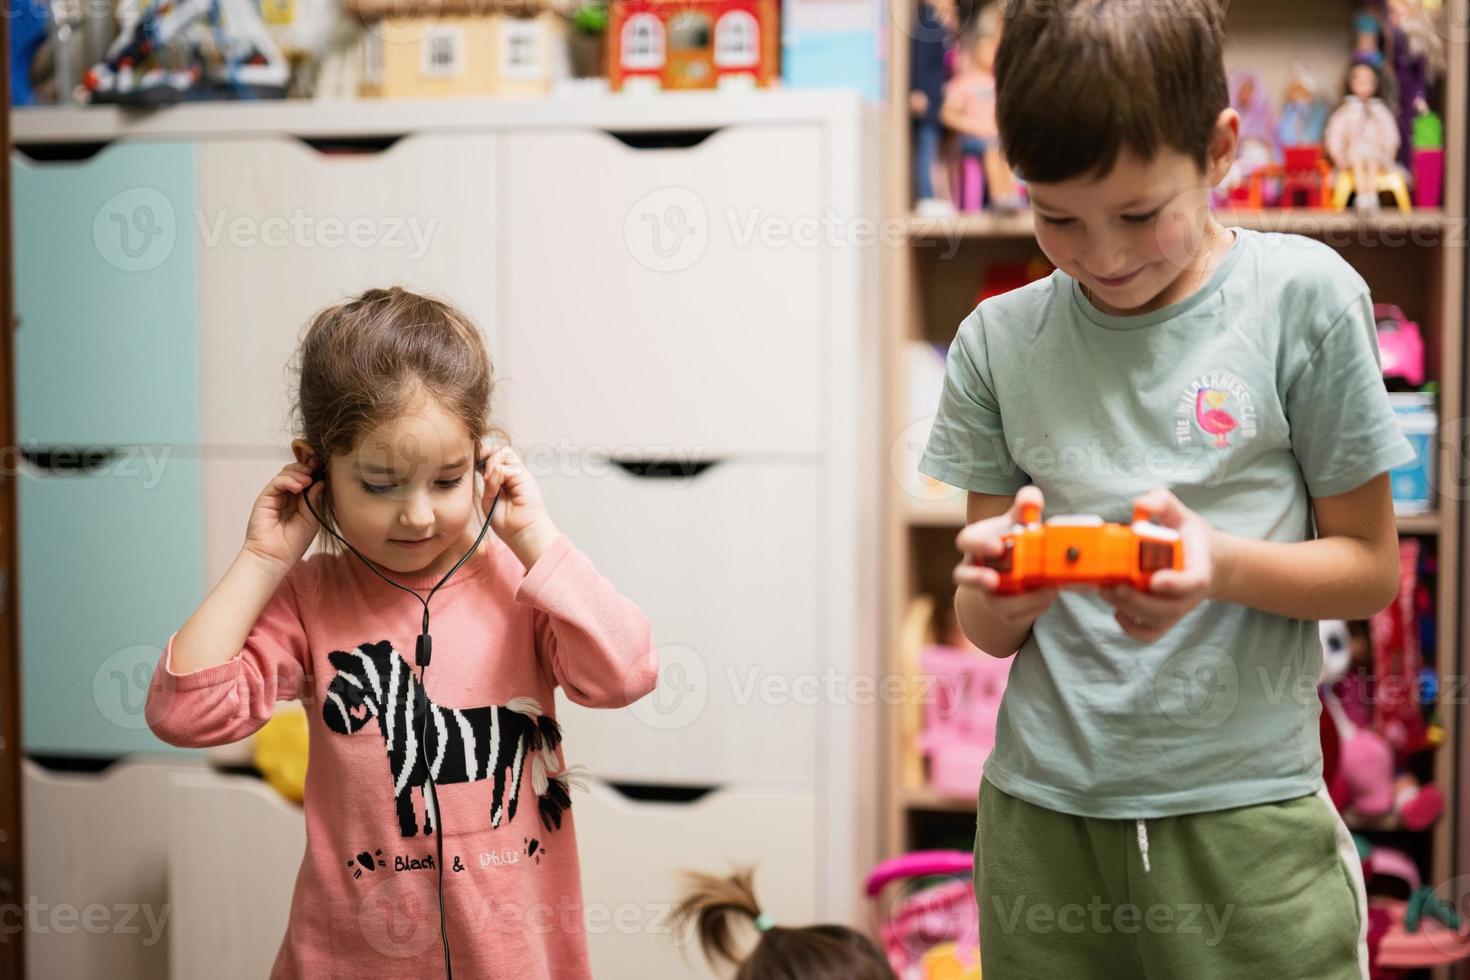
[1100,487,1217,643]
[479,445,559,570]
[954,485,1061,627]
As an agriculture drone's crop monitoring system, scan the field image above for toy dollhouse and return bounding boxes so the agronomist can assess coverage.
[608,0,778,92]
[361,9,567,99]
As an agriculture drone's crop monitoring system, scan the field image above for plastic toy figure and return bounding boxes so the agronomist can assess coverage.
[1386,0,1446,169]
[1278,64,1330,147]
[1353,2,1387,69]
[82,0,288,104]
[1224,69,1279,205]
[940,2,1022,213]
[910,0,958,217]
[1324,61,1404,212]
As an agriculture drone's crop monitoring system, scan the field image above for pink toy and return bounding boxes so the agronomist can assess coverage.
[919,645,1014,798]
[866,851,979,976]
[1374,304,1426,388]
[1414,147,1444,207]
[1371,539,1427,755]
[1321,619,1443,831]
[1374,895,1470,968]
[1365,844,1423,894]
[940,2,1021,214]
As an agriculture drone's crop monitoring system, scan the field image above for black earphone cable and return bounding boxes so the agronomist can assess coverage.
[301,458,499,980]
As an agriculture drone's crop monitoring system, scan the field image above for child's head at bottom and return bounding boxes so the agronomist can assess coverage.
[673,867,897,980]
[286,286,505,573]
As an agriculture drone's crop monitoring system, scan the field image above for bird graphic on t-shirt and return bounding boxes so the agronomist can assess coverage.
[1194,388,1239,448]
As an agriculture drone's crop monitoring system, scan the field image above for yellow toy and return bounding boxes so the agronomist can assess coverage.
[252,703,309,804]
[1331,167,1412,213]
[923,941,982,980]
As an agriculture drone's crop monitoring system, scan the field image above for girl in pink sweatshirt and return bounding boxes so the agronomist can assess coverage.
[146,287,659,979]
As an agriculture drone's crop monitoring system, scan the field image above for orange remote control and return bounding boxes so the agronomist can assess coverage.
[978,502,1184,594]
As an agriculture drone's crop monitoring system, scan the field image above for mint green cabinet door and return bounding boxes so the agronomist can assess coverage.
[12,143,198,447]
[14,140,203,757]
[19,451,203,756]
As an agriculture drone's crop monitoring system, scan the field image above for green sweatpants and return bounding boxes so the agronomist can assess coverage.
[975,777,1368,979]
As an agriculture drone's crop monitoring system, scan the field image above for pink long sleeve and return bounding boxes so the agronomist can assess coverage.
[144,534,655,978]
[517,533,659,708]
[144,561,311,748]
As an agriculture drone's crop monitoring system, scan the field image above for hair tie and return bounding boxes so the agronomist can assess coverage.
[754,913,774,933]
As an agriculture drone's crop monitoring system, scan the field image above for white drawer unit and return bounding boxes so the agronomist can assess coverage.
[571,780,818,980]
[168,769,305,980]
[195,133,501,450]
[13,91,882,931]
[497,124,827,457]
[23,758,196,980]
[542,458,822,787]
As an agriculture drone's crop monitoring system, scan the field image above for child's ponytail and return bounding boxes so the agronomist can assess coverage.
[672,867,897,980]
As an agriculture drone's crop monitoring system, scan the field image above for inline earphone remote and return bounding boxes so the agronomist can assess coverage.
[299,452,498,980]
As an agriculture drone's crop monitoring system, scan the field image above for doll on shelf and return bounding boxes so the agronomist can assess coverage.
[910,0,959,217]
[940,2,1023,214]
[1223,69,1280,205]
[1353,2,1388,69]
[1385,0,1446,170]
[1278,64,1330,147]
[1324,60,1403,213]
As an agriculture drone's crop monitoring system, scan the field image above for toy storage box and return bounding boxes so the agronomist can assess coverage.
[1389,392,1436,515]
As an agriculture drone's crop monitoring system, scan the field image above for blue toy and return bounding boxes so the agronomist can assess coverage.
[11,0,49,106]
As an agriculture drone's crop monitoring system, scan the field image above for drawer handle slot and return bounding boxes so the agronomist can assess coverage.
[22,447,116,474]
[605,129,721,150]
[612,459,719,480]
[606,782,717,804]
[291,134,406,156]
[14,142,114,163]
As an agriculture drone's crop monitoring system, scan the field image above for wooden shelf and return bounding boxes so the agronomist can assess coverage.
[904,786,979,813]
[1397,513,1442,536]
[907,208,1451,242]
[1344,809,1422,834]
[904,495,1441,537]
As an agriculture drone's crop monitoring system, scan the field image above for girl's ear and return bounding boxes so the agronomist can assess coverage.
[291,438,326,483]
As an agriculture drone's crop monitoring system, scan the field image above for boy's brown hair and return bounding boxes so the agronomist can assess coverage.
[994,0,1229,182]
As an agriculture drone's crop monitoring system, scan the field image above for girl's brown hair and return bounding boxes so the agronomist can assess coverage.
[672,868,896,980]
[994,0,1230,182]
[286,286,503,553]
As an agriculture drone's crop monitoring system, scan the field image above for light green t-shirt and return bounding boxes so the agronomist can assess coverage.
[918,227,1419,818]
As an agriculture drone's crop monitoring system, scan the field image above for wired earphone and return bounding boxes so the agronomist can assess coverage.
[301,451,499,980]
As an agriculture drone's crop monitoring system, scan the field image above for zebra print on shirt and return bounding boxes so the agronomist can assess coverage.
[322,639,573,838]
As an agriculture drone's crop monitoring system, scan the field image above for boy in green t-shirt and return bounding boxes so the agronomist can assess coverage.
[919,2,1416,976]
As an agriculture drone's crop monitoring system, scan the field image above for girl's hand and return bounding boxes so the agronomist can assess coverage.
[243,461,325,573]
[479,445,559,570]
[1099,487,1217,643]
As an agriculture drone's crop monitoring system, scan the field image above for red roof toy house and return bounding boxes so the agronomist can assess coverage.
[608,0,778,92]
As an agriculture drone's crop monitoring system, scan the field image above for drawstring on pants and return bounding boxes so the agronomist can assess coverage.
[1135,818,1151,874]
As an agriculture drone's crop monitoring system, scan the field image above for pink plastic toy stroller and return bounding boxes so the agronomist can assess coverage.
[865,851,980,979]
